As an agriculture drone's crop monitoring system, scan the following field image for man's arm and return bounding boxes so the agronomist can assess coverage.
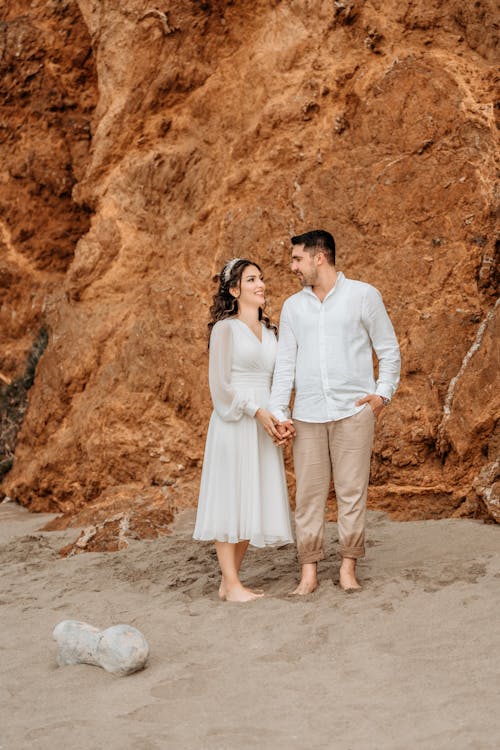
[269,302,298,424]
[362,286,401,402]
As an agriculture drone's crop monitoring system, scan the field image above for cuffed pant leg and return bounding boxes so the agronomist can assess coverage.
[293,420,331,564]
[329,406,375,559]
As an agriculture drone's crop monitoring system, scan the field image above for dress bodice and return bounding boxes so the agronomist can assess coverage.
[208,318,277,422]
[229,319,276,386]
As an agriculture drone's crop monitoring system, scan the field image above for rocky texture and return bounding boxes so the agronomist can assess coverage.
[48,485,176,556]
[1,0,499,541]
[471,459,500,523]
[0,327,47,479]
[0,0,97,474]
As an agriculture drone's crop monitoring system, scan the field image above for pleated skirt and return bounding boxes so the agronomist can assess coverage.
[194,396,293,547]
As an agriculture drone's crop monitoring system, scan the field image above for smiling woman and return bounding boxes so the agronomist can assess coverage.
[193,258,294,602]
[207,258,277,340]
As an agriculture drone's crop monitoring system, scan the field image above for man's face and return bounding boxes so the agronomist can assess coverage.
[291,244,318,286]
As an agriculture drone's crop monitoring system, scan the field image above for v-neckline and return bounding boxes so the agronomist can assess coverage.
[234,318,264,344]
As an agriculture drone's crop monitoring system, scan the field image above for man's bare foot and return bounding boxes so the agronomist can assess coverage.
[291,561,318,595]
[339,558,362,591]
[291,578,318,596]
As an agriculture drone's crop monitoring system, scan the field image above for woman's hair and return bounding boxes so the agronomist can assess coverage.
[208,258,277,342]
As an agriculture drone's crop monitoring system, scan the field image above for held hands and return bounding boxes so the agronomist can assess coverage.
[355,393,385,418]
[257,397,386,443]
[275,420,296,446]
[255,410,296,446]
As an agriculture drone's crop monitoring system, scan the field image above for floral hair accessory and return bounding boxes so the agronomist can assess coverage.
[221,258,242,284]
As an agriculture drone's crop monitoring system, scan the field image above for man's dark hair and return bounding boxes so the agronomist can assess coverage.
[291,230,336,265]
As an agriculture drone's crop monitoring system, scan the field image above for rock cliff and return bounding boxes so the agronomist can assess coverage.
[1,0,498,548]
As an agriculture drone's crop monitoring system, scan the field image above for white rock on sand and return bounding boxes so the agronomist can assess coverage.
[53,620,149,675]
[0,502,499,750]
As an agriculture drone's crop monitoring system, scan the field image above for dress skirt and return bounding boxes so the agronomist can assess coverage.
[193,376,293,548]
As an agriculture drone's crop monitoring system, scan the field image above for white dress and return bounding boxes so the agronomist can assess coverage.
[193,318,293,547]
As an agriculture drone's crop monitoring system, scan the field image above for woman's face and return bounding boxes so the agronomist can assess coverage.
[231,264,265,309]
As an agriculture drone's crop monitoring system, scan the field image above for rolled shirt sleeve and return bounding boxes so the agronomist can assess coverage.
[362,285,401,401]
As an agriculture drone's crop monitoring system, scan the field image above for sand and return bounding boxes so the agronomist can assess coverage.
[0,501,499,750]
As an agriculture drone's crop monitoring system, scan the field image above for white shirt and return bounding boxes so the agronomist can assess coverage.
[269,272,400,423]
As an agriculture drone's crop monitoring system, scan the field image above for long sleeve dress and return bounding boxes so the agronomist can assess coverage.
[193,318,293,547]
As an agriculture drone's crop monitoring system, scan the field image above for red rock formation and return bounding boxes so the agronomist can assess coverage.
[0,0,96,366]
[1,0,498,546]
[0,0,97,475]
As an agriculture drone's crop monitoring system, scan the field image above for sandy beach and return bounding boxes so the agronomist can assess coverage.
[1,501,499,750]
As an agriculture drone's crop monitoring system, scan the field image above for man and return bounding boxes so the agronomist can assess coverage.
[269,230,400,594]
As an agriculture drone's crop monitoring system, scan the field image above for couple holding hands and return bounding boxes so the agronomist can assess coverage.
[193,230,401,602]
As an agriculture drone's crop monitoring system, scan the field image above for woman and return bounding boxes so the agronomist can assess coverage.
[193,258,293,602]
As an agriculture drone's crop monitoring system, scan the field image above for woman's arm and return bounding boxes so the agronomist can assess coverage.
[208,321,259,421]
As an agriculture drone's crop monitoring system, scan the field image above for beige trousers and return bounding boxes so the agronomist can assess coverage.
[292,405,375,563]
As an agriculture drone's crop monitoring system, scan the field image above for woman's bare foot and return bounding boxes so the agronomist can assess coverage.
[219,577,263,600]
[291,562,318,595]
[224,583,264,602]
[218,575,227,600]
[339,557,362,591]
[219,578,264,602]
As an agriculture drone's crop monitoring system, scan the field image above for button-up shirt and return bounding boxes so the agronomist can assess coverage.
[269,272,401,423]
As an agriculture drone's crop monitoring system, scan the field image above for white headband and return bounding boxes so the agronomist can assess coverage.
[222,257,242,284]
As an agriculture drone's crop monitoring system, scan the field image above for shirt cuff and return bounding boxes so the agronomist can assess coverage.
[270,408,291,423]
[244,401,260,418]
[375,386,392,402]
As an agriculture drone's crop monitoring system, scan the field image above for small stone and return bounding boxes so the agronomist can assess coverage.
[334,114,348,134]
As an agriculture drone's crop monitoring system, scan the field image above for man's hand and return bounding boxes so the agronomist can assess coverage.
[255,408,284,441]
[355,394,385,418]
[274,420,296,446]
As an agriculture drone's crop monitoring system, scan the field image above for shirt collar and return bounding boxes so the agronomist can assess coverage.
[302,271,345,301]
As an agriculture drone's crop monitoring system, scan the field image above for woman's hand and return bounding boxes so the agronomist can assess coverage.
[255,408,285,442]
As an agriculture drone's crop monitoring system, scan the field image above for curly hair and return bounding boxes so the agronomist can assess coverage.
[208,258,277,343]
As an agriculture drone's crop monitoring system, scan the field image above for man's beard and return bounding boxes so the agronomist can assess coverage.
[296,271,317,286]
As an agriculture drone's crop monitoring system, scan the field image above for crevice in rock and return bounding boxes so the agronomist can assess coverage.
[436,297,500,455]
[0,327,48,483]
